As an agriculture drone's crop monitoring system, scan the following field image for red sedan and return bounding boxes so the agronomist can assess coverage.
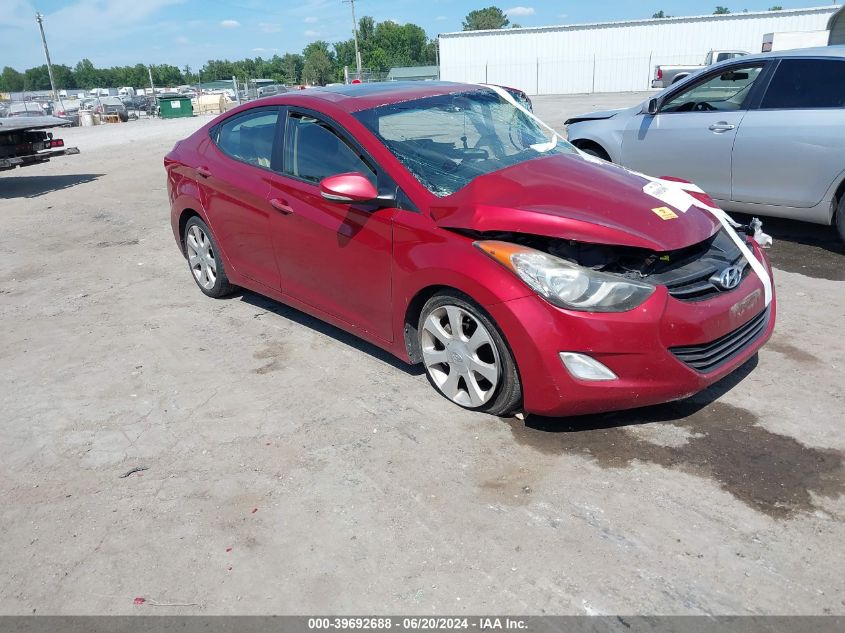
[165,82,775,417]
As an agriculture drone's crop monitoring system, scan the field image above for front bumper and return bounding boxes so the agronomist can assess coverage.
[488,242,775,417]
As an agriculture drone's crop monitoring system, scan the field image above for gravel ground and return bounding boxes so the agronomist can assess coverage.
[0,94,843,616]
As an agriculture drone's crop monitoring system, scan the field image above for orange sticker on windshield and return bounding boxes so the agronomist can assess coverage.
[651,206,678,220]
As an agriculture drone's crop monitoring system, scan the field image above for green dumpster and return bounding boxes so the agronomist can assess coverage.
[158,95,193,119]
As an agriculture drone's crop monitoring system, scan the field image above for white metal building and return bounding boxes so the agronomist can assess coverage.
[438,6,839,95]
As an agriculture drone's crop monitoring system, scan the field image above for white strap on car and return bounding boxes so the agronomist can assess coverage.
[632,173,773,308]
[479,83,772,307]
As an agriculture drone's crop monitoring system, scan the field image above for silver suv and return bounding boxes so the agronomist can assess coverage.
[566,47,845,243]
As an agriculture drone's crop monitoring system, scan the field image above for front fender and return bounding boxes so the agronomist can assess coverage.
[390,214,534,361]
[567,119,625,164]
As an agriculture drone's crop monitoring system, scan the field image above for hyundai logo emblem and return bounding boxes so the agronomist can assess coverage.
[716,265,743,290]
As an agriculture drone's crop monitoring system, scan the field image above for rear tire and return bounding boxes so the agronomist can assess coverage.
[418,292,522,417]
[836,195,845,244]
[183,217,234,298]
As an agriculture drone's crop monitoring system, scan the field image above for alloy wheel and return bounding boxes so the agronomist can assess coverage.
[186,224,217,290]
[421,304,501,408]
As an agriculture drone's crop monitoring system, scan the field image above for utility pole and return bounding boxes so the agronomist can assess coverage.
[343,0,362,80]
[35,12,58,103]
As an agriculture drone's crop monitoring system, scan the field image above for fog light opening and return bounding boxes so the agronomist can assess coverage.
[560,352,618,381]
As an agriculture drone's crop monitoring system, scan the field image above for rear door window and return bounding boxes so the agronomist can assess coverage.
[760,59,845,109]
[214,109,279,169]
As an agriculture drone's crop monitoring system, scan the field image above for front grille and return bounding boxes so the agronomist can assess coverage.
[663,263,750,301]
[670,307,770,373]
[646,230,748,302]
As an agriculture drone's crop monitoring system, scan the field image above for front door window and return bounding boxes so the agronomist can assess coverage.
[661,65,764,113]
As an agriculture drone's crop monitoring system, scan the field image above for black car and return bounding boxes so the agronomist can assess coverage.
[120,94,150,112]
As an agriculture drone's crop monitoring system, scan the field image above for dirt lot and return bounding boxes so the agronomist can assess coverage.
[1,93,844,615]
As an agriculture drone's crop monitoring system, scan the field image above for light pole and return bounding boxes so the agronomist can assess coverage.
[35,12,58,103]
[343,0,362,80]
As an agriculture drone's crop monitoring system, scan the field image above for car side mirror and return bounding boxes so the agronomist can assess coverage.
[646,97,660,115]
[320,172,378,203]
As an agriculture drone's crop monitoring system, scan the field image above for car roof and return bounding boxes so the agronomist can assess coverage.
[722,45,845,65]
[265,81,478,112]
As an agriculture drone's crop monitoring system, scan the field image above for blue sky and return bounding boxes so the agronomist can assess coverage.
[0,0,837,71]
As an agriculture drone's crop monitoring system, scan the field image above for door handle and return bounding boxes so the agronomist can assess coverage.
[270,198,295,215]
[196,166,212,178]
[708,122,736,132]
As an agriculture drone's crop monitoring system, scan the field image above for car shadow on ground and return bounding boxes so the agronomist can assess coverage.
[731,212,845,281]
[236,290,425,376]
[505,355,845,519]
[0,173,104,199]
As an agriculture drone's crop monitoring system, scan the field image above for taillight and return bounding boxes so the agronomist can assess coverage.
[656,68,663,80]
[51,139,64,148]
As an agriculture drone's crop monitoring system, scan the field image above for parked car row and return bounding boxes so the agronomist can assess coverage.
[566,46,845,243]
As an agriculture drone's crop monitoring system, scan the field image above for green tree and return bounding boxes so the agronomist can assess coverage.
[335,15,437,75]
[73,58,99,88]
[462,6,510,31]
[0,66,25,91]
[280,53,303,84]
[768,5,783,10]
[131,64,150,88]
[334,38,358,71]
[652,10,667,18]
[24,65,52,90]
[150,64,184,86]
[52,64,76,90]
[713,6,731,14]
[302,41,335,85]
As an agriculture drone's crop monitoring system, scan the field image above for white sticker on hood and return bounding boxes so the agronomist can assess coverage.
[643,181,692,213]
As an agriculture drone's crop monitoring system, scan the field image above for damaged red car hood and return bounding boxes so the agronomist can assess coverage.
[431,153,721,252]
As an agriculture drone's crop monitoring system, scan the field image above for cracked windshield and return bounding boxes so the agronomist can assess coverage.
[355,89,577,196]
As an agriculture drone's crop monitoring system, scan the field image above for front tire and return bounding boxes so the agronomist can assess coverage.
[418,292,522,416]
[578,143,611,162]
[836,195,845,244]
[183,217,234,298]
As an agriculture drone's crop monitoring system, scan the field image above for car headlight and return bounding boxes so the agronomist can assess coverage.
[474,240,655,312]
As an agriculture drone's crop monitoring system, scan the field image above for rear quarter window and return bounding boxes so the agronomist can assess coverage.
[214,110,278,169]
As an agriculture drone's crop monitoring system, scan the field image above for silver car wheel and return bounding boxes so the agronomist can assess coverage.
[186,224,217,290]
[421,304,501,408]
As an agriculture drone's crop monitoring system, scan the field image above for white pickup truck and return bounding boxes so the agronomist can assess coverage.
[651,50,748,88]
